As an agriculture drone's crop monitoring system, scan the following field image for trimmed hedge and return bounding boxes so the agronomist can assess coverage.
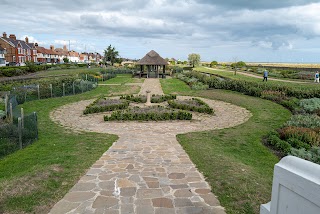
[168,98,214,114]
[104,106,192,121]
[185,71,320,99]
[0,64,83,77]
[120,94,176,103]
[84,98,129,114]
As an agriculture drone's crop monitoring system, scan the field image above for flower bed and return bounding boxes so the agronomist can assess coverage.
[168,98,214,114]
[120,94,176,103]
[104,106,192,121]
[84,98,129,114]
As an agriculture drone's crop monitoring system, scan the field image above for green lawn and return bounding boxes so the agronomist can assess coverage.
[0,74,292,214]
[195,66,318,89]
[0,84,140,213]
[101,74,144,84]
[34,67,101,77]
[161,78,291,214]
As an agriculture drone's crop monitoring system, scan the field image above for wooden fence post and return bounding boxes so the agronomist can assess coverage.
[50,84,53,98]
[18,117,22,149]
[10,102,13,122]
[21,108,24,129]
[37,84,40,100]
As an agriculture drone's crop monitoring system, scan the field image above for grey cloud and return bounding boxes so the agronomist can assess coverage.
[196,0,319,9]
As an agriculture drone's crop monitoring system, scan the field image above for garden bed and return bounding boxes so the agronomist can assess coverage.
[265,98,320,164]
[83,98,129,114]
[168,98,214,114]
[104,106,192,121]
[120,94,176,103]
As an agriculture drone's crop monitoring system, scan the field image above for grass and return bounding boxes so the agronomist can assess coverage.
[0,73,292,214]
[195,66,319,89]
[101,74,144,84]
[0,83,140,213]
[34,67,101,77]
[161,78,291,214]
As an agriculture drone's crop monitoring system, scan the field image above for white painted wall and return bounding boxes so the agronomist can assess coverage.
[261,156,320,214]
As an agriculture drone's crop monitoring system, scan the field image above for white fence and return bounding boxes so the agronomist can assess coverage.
[261,156,320,214]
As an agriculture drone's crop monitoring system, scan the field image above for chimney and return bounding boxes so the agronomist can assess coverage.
[50,45,54,51]
[35,43,38,47]
[63,45,67,51]
[25,37,29,43]
[3,32,7,38]
[9,34,16,40]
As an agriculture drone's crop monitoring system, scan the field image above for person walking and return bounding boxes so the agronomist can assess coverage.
[263,69,268,82]
[315,71,319,83]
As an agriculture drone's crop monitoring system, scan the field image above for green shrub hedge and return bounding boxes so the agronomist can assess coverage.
[84,98,129,114]
[168,98,214,114]
[184,71,320,99]
[104,106,192,121]
[120,94,176,103]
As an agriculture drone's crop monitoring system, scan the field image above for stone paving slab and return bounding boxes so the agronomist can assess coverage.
[139,79,164,95]
[49,79,251,213]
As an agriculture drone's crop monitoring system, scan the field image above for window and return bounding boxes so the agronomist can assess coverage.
[13,56,16,62]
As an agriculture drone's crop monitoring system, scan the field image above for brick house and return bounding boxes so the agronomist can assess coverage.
[55,45,69,63]
[0,46,6,66]
[0,32,36,65]
[35,44,60,64]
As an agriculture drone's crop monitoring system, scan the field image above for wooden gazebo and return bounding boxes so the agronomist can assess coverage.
[136,50,168,78]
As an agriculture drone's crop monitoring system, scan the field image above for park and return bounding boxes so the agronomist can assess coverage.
[0,48,320,214]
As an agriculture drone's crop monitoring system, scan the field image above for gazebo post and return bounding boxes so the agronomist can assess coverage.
[163,66,165,78]
[140,65,143,78]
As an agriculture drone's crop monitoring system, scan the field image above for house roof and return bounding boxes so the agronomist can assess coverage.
[2,37,32,50]
[136,50,167,65]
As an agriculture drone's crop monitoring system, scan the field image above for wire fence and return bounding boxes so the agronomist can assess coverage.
[0,94,38,158]
[0,78,97,158]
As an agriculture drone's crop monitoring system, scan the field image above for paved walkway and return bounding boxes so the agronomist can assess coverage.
[49,79,251,214]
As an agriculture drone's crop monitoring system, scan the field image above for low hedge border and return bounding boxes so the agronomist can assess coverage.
[120,94,176,103]
[84,98,129,114]
[104,106,192,121]
[168,98,214,114]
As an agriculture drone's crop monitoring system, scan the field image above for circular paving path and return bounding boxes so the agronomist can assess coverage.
[49,79,251,214]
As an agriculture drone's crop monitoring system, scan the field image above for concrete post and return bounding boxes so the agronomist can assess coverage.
[145,90,151,106]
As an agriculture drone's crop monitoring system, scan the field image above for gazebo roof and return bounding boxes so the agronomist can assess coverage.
[136,50,168,65]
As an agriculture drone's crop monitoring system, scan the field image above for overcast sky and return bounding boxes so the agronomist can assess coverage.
[2,0,320,62]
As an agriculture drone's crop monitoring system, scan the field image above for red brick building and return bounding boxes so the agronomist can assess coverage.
[0,32,36,64]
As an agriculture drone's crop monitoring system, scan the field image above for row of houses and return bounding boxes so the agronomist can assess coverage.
[0,32,103,66]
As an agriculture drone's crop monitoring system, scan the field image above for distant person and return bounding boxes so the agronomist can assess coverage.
[315,71,319,83]
[263,70,268,82]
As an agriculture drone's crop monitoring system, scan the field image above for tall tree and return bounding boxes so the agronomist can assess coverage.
[188,53,201,67]
[103,45,119,66]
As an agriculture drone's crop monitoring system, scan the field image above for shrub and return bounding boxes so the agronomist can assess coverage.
[266,133,291,155]
[168,98,214,114]
[261,90,288,102]
[279,126,320,147]
[286,114,320,129]
[104,106,192,121]
[191,82,209,90]
[287,138,311,150]
[300,98,320,113]
[290,147,320,164]
[151,94,176,103]
[184,71,320,100]
[120,94,176,103]
[279,98,300,112]
[84,98,129,114]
